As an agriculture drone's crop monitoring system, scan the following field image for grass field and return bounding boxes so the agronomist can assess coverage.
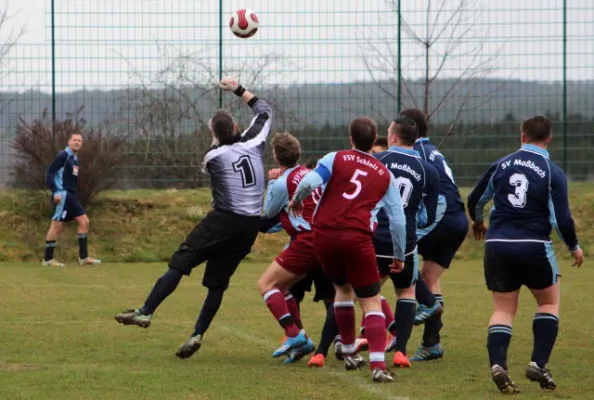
[1,260,592,400]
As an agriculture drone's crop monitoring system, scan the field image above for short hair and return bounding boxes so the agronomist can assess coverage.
[373,137,388,149]
[390,115,418,146]
[271,132,301,168]
[69,132,82,139]
[398,108,428,137]
[521,115,552,142]
[349,116,377,152]
[210,110,236,144]
[304,158,318,169]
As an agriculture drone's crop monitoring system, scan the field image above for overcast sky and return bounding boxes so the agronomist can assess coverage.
[1,0,593,93]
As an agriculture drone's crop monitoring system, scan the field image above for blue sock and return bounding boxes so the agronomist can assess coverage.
[531,313,559,368]
[193,288,225,337]
[141,267,183,315]
[487,324,512,369]
[44,240,56,261]
[422,294,443,347]
[394,299,416,355]
[415,276,436,307]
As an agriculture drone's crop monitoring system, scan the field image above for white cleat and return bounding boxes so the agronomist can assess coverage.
[79,257,101,266]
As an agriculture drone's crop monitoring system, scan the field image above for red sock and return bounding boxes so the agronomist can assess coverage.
[263,289,300,337]
[365,312,387,371]
[284,292,303,330]
[334,301,356,353]
[381,296,396,335]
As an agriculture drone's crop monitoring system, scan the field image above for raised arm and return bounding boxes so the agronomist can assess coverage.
[46,151,68,193]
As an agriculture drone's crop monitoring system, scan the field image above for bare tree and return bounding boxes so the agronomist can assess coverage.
[113,44,300,188]
[357,0,502,144]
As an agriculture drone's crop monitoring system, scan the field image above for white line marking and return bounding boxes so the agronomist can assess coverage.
[219,326,410,400]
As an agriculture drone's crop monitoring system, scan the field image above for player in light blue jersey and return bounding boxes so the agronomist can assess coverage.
[468,116,583,394]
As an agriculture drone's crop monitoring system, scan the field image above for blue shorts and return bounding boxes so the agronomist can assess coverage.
[417,211,468,269]
[51,191,85,222]
[484,241,560,292]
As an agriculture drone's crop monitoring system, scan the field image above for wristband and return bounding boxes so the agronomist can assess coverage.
[234,85,246,97]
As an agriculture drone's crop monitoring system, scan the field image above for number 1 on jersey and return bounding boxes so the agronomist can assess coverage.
[342,169,368,200]
[233,155,256,188]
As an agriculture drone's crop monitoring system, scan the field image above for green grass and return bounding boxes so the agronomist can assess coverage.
[0,183,592,263]
[0,260,592,399]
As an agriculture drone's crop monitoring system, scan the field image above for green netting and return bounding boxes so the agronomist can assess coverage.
[1,0,593,188]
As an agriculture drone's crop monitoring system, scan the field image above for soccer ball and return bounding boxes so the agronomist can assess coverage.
[229,9,259,38]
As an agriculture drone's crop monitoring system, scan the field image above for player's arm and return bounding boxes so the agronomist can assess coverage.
[219,76,272,142]
[418,165,440,228]
[292,152,335,203]
[549,168,580,253]
[259,215,283,234]
[45,151,67,194]
[468,162,498,223]
[263,178,289,219]
[380,176,407,262]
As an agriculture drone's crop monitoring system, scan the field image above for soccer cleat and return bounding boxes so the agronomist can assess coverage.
[414,303,443,326]
[372,368,395,383]
[526,362,556,390]
[307,353,326,368]
[284,338,315,364]
[176,334,202,359]
[334,341,345,361]
[385,335,397,352]
[272,331,307,358]
[392,351,411,368]
[344,353,366,371]
[79,257,101,266]
[114,308,152,328]
[491,364,521,394]
[41,259,65,268]
[355,337,369,352]
[409,343,444,361]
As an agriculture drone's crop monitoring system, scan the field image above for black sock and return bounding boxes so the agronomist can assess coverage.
[531,313,559,368]
[193,288,225,337]
[44,241,56,261]
[394,299,416,355]
[487,324,512,369]
[422,294,443,347]
[315,301,339,357]
[140,267,183,315]
[415,277,436,307]
[78,233,88,259]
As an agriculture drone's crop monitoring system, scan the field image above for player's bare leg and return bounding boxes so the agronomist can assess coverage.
[487,290,521,394]
[385,285,415,368]
[75,214,100,265]
[526,283,560,390]
[411,260,445,361]
[258,261,309,359]
[42,221,65,267]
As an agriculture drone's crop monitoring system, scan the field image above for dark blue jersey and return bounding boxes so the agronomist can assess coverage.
[414,138,465,214]
[468,144,579,250]
[374,146,440,254]
[46,147,79,194]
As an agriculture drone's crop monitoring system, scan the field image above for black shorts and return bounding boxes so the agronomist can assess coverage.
[375,240,419,289]
[417,211,468,269]
[51,191,85,222]
[169,209,260,290]
[289,266,335,303]
[484,241,560,292]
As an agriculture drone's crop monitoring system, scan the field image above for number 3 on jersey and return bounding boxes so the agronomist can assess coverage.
[342,169,368,200]
[508,173,528,208]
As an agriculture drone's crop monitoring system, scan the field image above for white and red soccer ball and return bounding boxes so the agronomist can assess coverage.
[229,9,259,38]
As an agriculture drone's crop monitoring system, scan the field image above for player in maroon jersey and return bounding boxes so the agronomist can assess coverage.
[288,117,407,383]
[257,133,323,361]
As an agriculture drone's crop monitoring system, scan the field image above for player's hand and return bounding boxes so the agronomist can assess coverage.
[571,247,584,268]
[472,221,487,241]
[53,194,61,204]
[288,200,304,217]
[390,259,404,273]
[268,168,282,180]
[219,76,239,92]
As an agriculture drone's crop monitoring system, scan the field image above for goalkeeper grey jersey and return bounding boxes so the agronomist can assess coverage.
[202,97,272,217]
